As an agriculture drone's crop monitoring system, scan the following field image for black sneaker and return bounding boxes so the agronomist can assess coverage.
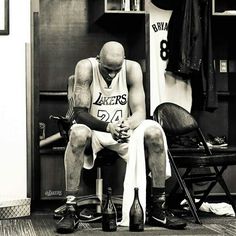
[148,207,187,230]
[54,204,67,219]
[56,204,79,234]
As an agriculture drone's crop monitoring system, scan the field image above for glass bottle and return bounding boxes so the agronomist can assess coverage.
[102,187,117,232]
[129,187,144,232]
[131,0,140,11]
[121,0,130,11]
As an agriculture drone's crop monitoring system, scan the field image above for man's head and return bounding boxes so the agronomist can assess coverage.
[97,41,125,82]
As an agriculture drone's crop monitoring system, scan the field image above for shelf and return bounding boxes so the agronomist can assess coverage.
[212,0,236,16]
[40,91,67,97]
[213,12,236,16]
[104,10,145,14]
[105,0,145,12]
[90,0,146,25]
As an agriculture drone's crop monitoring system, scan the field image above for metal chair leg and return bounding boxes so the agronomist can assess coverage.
[168,151,202,224]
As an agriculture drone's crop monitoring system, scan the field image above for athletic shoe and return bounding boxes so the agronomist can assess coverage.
[56,204,79,234]
[54,205,102,223]
[148,207,187,229]
[54,204,67,219]
[207,134,228,147]
[199,134,228,148]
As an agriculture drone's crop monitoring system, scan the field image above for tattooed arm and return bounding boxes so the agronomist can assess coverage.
[72,59,110,132]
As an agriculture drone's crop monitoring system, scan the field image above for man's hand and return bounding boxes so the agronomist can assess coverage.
[118,120,131,142]
[107,120,131,143]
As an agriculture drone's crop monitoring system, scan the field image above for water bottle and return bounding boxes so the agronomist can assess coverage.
[129,187,144,231]
[102,187,117,231]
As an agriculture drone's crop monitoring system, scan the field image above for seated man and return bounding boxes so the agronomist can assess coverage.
[56,41,186,233]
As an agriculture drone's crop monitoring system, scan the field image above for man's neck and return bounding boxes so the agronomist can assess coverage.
[103,77,112,88]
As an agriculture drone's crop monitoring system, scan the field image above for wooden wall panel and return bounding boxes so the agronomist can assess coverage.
[39,0,144,91]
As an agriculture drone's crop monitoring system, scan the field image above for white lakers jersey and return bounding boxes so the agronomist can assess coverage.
[88,57,130,123]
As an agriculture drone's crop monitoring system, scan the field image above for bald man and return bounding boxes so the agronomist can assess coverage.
[56,41,186,233]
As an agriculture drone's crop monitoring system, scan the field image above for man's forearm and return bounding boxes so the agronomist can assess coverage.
[126,111,146,130]
[73,107,109,132]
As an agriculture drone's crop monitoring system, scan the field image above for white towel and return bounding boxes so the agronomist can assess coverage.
[181,199,235,217]
[200,202,235,217]
[119,120,171,226]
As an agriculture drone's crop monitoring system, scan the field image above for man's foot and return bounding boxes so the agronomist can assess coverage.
[56,204,79,233]
[148,207,187,230]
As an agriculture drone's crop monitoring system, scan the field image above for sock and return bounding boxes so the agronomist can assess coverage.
[66,195,76,205]
[66,189,79,196]
[152,187,166,209]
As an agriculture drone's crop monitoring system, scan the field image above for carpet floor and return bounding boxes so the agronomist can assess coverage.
[1,211,236,236]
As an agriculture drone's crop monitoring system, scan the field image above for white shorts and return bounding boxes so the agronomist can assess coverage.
[70,124,130,169]
[70,121,171,178]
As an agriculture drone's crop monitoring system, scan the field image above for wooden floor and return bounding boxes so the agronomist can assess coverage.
[1,211,236,236]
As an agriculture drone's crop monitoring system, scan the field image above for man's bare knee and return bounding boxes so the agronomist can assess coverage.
[69,126,91,152]
[144,126,164,152]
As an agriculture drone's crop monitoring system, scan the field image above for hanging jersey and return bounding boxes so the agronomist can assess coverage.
[88,57,130,123]
[147,2,172,115]
[165,71,192,112]
[147,1,192,113]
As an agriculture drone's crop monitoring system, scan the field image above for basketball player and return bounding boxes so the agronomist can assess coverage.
[56,41,186,233]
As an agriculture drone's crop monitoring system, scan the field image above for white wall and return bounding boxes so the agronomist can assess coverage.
[0,0,30,201]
